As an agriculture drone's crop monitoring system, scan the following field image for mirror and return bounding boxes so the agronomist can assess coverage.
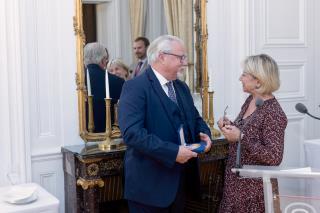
[74,0,209,142]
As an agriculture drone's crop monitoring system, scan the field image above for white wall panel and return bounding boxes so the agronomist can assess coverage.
[32,153,64,212]
[263,0,306,47]
[27,0,62,149]
[23,0,80,149]
[281,117,305,167]
[276,61,306,99]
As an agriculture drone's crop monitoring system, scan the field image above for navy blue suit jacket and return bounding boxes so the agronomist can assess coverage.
[86,64,124,132]
[118,67,211,207]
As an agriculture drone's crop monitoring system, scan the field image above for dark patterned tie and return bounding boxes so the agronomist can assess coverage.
[166,81,178,104]
[134,61,143,77]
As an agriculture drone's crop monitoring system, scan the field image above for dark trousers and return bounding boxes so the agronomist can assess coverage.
[128,172,186,213]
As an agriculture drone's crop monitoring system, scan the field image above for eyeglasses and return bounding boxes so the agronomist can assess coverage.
[162,52,187,63]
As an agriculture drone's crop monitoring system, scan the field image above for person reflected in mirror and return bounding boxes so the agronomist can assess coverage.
[107,58,130,80]
[129,36,150,79]
[84,42,125,133]
[119,35,212,212]
[217,54,287,213]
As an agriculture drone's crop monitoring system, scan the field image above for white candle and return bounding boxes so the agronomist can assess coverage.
[105,71,110,98]
[208,66,213,92]
[86,69,92,96]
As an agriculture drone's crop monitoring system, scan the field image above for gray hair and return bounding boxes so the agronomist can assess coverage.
[243,54,280,94]
[84,42,108,66]
[147,35,185,64]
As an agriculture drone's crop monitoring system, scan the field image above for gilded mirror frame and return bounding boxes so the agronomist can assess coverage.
[74,0,210,142]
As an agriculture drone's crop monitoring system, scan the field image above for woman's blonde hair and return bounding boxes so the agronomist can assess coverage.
[107,58,129,78]
[243,54,280,94]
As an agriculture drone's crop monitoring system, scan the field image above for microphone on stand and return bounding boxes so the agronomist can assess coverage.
[235,98,264,175]
[295,103,320,120]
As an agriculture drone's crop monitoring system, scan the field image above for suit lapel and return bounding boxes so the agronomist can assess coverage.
[146,69,180,131]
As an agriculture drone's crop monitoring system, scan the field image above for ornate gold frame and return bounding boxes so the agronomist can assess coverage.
[74,0,216,142]
[74,0,106,141]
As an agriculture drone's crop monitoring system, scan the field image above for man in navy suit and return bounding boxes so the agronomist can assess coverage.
[118,35,212,212]
[84,42,124,132]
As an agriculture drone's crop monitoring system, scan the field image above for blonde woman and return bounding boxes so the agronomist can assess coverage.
[218,54,287,213]
[107,58,129,80]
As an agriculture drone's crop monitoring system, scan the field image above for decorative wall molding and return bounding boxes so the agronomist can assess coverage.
[261,0,307,48]
[39,172,58,196]
[31,150,62,162]
[276,61,306,100]
[32,152,64,212]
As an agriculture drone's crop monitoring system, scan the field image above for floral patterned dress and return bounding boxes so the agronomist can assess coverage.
[219,95,287,213]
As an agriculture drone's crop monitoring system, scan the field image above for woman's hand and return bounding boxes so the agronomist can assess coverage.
[220,125,241,143]
[217,117,232,130]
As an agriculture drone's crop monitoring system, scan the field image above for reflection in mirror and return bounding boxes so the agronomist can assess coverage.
[75,0,209,142]
[84,42,124,135]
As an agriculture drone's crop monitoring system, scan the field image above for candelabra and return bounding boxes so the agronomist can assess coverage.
[87,95,94,133]
[99,98,117,150]
[111,101,121,138]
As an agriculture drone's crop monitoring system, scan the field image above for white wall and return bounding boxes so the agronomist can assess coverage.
[1,0,320,212]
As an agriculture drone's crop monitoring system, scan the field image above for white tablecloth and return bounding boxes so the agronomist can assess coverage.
[0,183,59,213]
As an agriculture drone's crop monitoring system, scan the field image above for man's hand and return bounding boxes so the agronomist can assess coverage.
[176,146,197,164]
[199,132,212,152]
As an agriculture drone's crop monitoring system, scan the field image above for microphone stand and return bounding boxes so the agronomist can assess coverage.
[295,103,320,120]
[235,132,242,176]
[306,112,320,120]
[236,98,264,177]
[234,98,264,177]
